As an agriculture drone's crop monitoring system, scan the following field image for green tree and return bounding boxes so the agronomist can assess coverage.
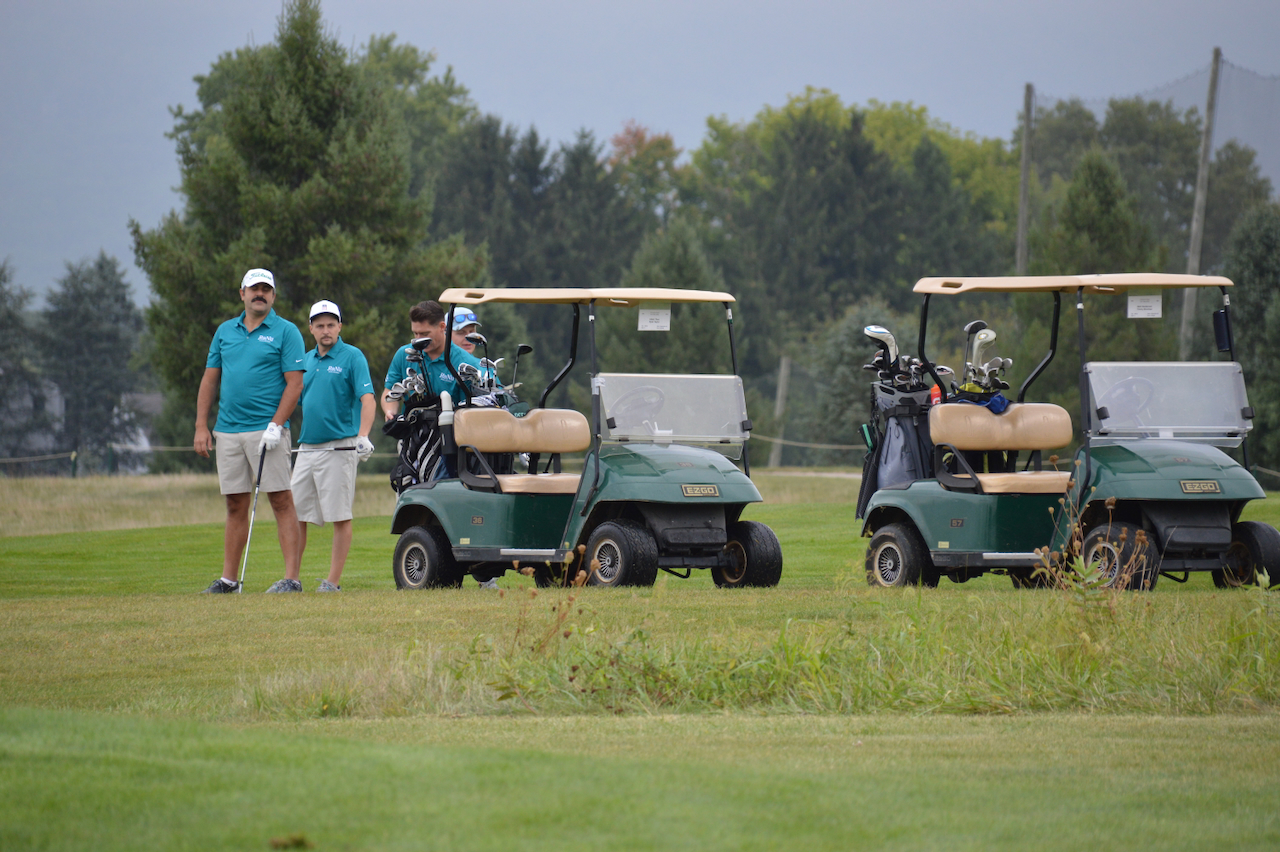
[1223,203,1280,467]
[1203,141,1274,273]
[596,219,732,374]
[39,253,144,468]
[0,261,49,462]
[1023,152,1171,420]
[608,121,687,229]
[131,0,485,467]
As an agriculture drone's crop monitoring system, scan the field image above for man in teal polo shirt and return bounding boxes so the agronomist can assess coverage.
[291,300,376,592]
[380,300,484,421]
[195,268,306,593]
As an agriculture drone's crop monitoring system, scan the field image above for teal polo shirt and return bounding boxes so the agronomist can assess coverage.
[384,341,483,402]
[206,309,306,433]
[298,337,375,444]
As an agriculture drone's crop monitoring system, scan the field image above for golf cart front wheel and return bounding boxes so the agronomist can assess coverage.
[1081,521,1158,591]
[585,520,659,587]
[393,525,464,589]
[713,521,783,588]
[866,523,928,588]
[1215,521,1280,589]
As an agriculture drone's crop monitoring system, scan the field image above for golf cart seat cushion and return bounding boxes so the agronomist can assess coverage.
[454,407,591,454]
[930,402,1073,451]
[953,470,1073,494]
[494,473,582,494]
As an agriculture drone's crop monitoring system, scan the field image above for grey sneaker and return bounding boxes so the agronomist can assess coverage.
[264,578,303,593]
[317,579,341,592]
[202,578,240,593]
[478,577,499,590]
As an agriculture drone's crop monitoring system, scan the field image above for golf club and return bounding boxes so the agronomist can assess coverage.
[970,328,997,381]
[863,325,898,371]
[511,343,533,388]
[236,445,267,593]
[466,332,489,361]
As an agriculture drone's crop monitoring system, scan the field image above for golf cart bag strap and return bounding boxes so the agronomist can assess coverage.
[454,407,590,454]
[929,403,1072,452]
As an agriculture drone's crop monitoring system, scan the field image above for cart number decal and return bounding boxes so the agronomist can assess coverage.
[682,485,720,497]
[1180,480,1221,493]
[472,516,484,525]
[950,519,964,528]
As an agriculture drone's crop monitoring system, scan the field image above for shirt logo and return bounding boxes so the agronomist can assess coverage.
[257,334,275,343]
[327,365,344,374]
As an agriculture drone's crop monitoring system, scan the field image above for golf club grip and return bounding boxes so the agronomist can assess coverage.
[255,445,267,483]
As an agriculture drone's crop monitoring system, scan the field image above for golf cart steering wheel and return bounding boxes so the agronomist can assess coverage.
[1097,376,1156,427]
[608,386,665,428]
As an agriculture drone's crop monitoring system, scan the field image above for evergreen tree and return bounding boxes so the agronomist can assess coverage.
[0,261,49,462]
[1223,204,1280,467]
[39,253,144,467]
[131,0,485,466]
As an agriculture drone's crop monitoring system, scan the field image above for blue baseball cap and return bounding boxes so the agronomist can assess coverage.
[449,307,481,330]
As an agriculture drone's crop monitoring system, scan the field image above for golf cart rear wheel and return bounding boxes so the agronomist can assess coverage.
[866,523,928,588]
[713,520,783,588]
[585,520,659,587]
[1215,521,1280,589]
[1081,521,1158,591]
[393,525,464,589]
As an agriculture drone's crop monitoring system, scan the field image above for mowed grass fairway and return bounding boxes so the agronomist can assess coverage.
[1,473,1278,850]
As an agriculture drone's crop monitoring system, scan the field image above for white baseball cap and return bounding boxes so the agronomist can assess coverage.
[309,299,342,321]
[240,268,275,290]
[450,307,481,330]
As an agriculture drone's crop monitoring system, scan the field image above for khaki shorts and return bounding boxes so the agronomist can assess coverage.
[291,438,359,525]
[214,429,293,495]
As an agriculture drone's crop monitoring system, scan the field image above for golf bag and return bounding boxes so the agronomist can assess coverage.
[856,384,934,519]
[384,401,443,493]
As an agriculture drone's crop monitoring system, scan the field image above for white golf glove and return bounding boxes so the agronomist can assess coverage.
[355,436,375,462]
[258,422,283,453]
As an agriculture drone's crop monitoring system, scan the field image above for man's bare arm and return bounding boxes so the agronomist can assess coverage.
[272,371,303,426]
[194,367,221,458]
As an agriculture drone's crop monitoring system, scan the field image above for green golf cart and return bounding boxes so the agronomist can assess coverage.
[389,287,783,589]
[861,273,1280,590]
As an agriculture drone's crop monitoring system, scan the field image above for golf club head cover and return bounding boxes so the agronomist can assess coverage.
[356,436,375,461]
[258,422,283,452]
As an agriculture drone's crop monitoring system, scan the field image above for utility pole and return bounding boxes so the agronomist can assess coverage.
[767,355,791,467]
[1180,47,1222,359]
[1015,83,1034,275]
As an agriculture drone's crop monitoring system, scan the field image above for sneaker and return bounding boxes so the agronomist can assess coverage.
[264,578,303,593]
[317,579,341,592]
[202,577,240,593]
[478,577,499,590]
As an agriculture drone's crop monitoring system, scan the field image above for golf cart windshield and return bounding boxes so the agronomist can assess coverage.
[1087,362,1252,447]
[598,373,749,459]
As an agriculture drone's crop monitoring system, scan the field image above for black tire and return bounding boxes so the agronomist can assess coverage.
[584,520,659,587]
[1215,521,1280,589]
[865,523,929,588]
[713,520,783,588]
[393,525,464,589]
[1081,521,1158,590]
[1009,565,1055,589]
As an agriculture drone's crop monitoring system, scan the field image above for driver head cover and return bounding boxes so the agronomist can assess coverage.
[450,307,481,330]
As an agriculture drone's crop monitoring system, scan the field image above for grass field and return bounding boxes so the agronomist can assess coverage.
[1,473,1278,850]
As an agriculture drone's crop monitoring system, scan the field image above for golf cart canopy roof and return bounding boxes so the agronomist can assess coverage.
[438,287,736,306]
[913,273,1233,296]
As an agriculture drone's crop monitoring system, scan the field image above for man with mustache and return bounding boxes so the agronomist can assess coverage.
[195,268,307,593]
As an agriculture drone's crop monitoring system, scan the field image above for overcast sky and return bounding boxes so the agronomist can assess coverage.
[2,0,1277,304]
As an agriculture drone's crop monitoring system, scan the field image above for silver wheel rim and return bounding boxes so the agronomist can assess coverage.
[722,540,748,584]
[873,542,903,585]
[1086,540,1122,584]
[403,543,427,586]
[594,540,622,583]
